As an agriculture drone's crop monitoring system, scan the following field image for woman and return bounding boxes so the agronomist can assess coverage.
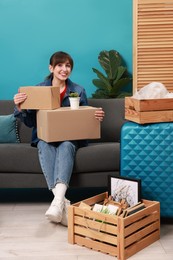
[14,51,104,225]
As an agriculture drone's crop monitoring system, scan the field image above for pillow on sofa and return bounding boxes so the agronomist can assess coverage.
[0,114,20,143]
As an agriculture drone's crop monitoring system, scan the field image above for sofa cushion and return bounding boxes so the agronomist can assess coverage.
[0,114,20,143]
[74,142,120,173]
[0,143,42,173]
[0,100,33,143]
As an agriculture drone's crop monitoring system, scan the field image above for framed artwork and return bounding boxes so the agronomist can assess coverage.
[108,175,141,207]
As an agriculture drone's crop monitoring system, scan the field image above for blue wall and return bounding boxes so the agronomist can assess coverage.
[0,0,132,99]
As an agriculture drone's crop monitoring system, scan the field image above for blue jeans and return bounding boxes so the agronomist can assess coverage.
[37,140,77,190]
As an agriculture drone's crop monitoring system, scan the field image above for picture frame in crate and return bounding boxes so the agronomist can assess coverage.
[108,175,141,207]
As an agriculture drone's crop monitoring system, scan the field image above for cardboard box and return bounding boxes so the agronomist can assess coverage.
[125,96,173,124]
[68,192,160,260]
[19,86,60,110]
[37,106,100,142]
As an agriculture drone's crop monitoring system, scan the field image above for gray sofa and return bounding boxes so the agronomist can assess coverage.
[0,99,126,190]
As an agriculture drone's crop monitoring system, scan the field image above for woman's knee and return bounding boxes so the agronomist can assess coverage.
[61,141,76,149]
[38,140,48,150]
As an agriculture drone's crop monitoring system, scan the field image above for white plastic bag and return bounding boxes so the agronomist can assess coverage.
[133,82,169,99]
[165,92,173,98]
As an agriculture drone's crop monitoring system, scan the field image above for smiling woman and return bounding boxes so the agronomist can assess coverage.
[13,50,105,225]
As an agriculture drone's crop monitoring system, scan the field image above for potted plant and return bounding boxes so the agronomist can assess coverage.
[92,50,132,98]
[69,92,80,109]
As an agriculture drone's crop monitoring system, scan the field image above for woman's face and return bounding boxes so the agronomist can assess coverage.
[49,60,72,81]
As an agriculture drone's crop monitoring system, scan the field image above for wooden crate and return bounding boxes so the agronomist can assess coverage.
[125,97,173,124]
[68,192,160,260]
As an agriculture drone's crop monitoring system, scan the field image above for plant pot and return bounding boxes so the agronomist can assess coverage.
[69,97,80,109]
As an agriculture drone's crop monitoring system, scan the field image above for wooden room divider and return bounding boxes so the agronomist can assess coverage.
[133,0,173,93]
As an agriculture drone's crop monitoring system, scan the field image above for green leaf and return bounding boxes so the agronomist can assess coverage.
[114,66,127,83]
[92,89,109,98]
[112,78,132,94]
[98,50,121,79]
[92,79,109,90]
[92,68,112,90]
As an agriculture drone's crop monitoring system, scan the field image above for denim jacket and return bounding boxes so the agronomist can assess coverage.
[14,78,88,147]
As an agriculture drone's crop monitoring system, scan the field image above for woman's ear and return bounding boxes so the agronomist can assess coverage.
[49,65,53,73]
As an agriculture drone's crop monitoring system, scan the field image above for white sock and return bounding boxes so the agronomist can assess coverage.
[54,183,67,202]
[52,188,56,196]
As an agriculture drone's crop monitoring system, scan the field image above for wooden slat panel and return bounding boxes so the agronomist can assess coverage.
[125,221,160,247]
[74,215,118,235]
[75,235,118,257]
[133,0,173,93]
[74,225,117,245]
[125,230,160,259]
[124,214,159,237]
[125,109,173,124]
[125,97,173,111]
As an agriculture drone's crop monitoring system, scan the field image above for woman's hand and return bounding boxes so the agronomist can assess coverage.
[13,92,27,111]
[95,108,105,121]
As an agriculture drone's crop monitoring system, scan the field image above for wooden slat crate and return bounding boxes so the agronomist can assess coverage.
[68,192,160,260]
[125,96,173,124]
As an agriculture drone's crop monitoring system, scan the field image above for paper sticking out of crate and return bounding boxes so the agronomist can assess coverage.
[125,82,173,124]
[92,203,119,215]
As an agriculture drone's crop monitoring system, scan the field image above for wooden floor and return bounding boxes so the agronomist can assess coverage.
[0,190,173,260]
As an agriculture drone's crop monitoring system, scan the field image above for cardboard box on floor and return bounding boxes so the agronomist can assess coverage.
[19,86,60,110]
[37,106,100,142]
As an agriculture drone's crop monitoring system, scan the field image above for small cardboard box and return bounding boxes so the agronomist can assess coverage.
[19,86,60,110]
[125,96,173,124]
[68,192,160,260]
[37,106,100,142]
